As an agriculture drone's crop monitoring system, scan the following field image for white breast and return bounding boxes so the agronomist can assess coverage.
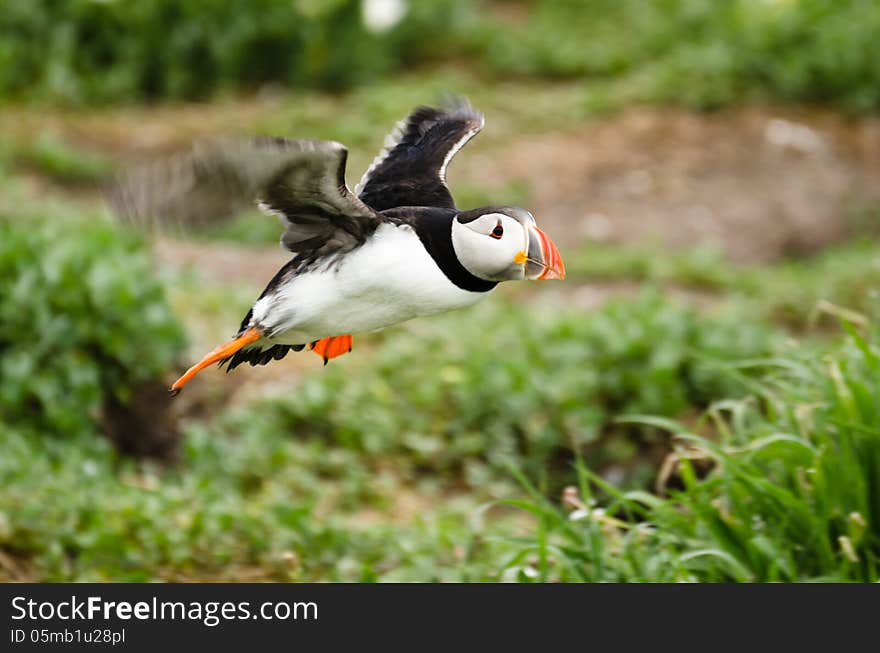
[251,223,490,343]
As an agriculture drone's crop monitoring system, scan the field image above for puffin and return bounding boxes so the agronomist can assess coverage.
[111,98,565,395]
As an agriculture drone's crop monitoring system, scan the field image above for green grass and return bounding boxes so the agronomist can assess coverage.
[3,305,875,581]
[0,0,469,103]
[499,320,880,582]
[0,422,512,581]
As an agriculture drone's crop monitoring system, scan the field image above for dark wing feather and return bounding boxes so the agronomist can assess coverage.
[355,98,484,212]
[108,137,381,255]
[222,343,306,372]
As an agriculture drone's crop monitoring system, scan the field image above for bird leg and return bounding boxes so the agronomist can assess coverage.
[309,335,353,365]
[169,327,262,396]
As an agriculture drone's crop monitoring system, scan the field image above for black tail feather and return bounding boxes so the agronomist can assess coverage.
[220,343,305,372]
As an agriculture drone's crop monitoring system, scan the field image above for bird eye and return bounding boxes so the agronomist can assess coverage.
[490,223,504,239]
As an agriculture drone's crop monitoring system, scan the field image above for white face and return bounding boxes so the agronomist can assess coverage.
[451,212,529,282]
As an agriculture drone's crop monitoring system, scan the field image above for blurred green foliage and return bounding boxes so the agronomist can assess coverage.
[0,422,379,581]
[567,238,880,327]
[3,0,879,112]
[504,321,880,582]
[0,409,534,581]
[0,0,468,103]
[5,298,878,581]
[480,0,880,112]
[490,0,880,112]
[11,134,113,186]
[0,290,778,580]
[0,216,184,439]
[209,292,777,491]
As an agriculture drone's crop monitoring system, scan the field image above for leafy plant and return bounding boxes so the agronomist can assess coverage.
[0,215,184,440]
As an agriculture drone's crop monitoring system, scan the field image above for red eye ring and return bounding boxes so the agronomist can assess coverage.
[490,223,504,239]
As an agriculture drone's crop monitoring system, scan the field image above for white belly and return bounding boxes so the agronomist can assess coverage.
[251,223,490,343]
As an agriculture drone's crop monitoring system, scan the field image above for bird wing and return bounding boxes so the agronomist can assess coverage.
[354,98,484,212]
[109,137,382,255]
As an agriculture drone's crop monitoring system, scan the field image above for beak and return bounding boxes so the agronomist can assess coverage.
[524,225,565,280]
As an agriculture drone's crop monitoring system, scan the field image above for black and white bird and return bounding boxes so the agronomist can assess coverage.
[112,99,565,395]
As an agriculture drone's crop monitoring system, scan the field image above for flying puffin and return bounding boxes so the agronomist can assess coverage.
[111,99,565,395]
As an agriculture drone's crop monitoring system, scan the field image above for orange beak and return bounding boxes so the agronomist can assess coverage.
[525,225,565,280]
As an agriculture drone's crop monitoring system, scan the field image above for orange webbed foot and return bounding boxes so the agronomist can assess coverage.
[169,326,262,396]
[309,334,353,365]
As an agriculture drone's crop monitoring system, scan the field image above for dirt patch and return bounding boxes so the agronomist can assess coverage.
[102,379,181,460]
[0,98,277,157]
[454,106,880,263]
[0,549,34,582]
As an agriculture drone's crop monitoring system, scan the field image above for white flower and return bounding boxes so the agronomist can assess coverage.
[362,0,407,34]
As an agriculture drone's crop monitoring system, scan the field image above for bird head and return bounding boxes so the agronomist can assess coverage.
[451,206,565,282]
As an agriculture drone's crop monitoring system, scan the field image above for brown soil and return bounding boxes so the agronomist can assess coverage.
[102,379,182,460]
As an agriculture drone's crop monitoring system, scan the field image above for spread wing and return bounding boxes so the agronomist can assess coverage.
[108,137,382,255]
[355,98,484,212]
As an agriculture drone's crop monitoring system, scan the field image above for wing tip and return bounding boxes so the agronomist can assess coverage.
[437,94,484,128]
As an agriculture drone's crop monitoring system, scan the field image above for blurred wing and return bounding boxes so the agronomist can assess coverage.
[355,98,484,212]
[108,137,382,254]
